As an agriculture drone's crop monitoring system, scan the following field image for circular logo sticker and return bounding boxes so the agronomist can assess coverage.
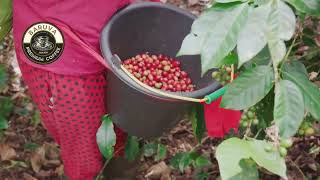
[23,22,64,64]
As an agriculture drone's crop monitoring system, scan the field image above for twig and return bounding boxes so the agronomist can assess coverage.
[95,158,111,180]
[287,158,306,179]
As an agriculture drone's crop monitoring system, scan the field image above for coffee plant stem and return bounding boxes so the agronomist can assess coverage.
[284,33,299,62]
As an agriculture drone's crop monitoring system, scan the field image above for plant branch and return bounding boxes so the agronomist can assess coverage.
[284,33,299,62]
[95,158,111,180]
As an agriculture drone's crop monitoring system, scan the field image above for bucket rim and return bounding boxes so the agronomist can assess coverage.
[100,2,221,100]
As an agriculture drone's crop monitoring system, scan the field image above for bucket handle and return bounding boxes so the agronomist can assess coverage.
[56,22,228,104]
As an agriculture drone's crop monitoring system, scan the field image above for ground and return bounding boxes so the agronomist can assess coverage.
[0,0,319,180]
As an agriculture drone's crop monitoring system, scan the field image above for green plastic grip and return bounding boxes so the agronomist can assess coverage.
[204,86,227,104]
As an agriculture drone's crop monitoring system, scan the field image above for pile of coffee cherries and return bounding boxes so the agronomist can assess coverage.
[122,53,196,92]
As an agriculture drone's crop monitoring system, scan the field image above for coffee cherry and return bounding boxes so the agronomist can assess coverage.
[212,71,219,78]
[280,138,293,148]
[305,127,315,136]
[123,53,196,93]
[279,147,287,157]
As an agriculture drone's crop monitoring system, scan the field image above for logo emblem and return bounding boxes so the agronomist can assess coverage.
[23,22,64,64]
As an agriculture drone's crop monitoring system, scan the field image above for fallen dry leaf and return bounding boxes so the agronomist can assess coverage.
[0,144,17,161]
[23,173,38,180]
[55,165,64,176]
[30,146,46,173]
[309,72,318,81]
[145,161,171,179]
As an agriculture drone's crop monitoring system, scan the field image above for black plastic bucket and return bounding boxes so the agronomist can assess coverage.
[100,2,220,138]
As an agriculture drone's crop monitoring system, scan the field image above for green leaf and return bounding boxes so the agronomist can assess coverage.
[125,136,140,162]
[194,156,212,168]
[24,143,40,151]
[216,138,287,180]
[201,3,249,74]
[282,67,320,120]
[274,80,304,138]
[0,64,8,89]
[177,34,205,56]
[284,0,320,16]
[237,4,270,67]
[154,144,167,161]
[282,61,308,77]
[170,152,193,172]
[230,159,259,180]
[221,51,239,65]
[211,1,245,10]
[277,1,296,41]
[179,153,193,172]
[0,96,14,117]
[215,0,246,3]
[244,46,271,69]
[266,3,286,67]
[96,115,116,159]
[31,110,41,126]
[143,143,158,157]
[0,0,12,42]
[221,66,274,110]
[196,172,209,180]
[0,116,8,129]
[190,104,206,143]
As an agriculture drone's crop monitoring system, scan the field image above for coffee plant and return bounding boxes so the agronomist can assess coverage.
[176,0,320,179]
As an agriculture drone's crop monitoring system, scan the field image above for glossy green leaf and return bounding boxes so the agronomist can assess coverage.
[277,1,296,41]
[177,34,205,56]
[237,4,270,67]
[154,144,167,161]
[96,115,116,159]
[274,80,304,138]
[221,66,274,110]
[125,136,140,162]
[216,138,287,180]
[282,61,308,77]
[284,0,320,16]
[221,51,239,65]
[201,3,249,74]
[194,156,212,168]
[143,143,157,157]
[267,4,286,67]
[190,104,206,143]
[282,67,320,120]
[230,159,259,180]
[244,46,271,69]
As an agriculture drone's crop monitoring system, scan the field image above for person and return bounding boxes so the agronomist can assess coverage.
[12,0,133,179]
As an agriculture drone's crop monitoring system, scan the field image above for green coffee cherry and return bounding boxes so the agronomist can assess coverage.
[305,127,315,136]
[252,119,259,125]
[280,138,293,148]
[265,145,273,152]
[298,129,305,135]
[279,147,287,157]
[247,111,255,118]
[212,71,219,78]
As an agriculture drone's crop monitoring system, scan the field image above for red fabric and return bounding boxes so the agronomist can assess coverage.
[204,97,241,138]
[18,61,127,180]
[13,0,130,75]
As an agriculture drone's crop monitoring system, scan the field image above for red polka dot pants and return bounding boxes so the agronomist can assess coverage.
[18,61,127,180]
